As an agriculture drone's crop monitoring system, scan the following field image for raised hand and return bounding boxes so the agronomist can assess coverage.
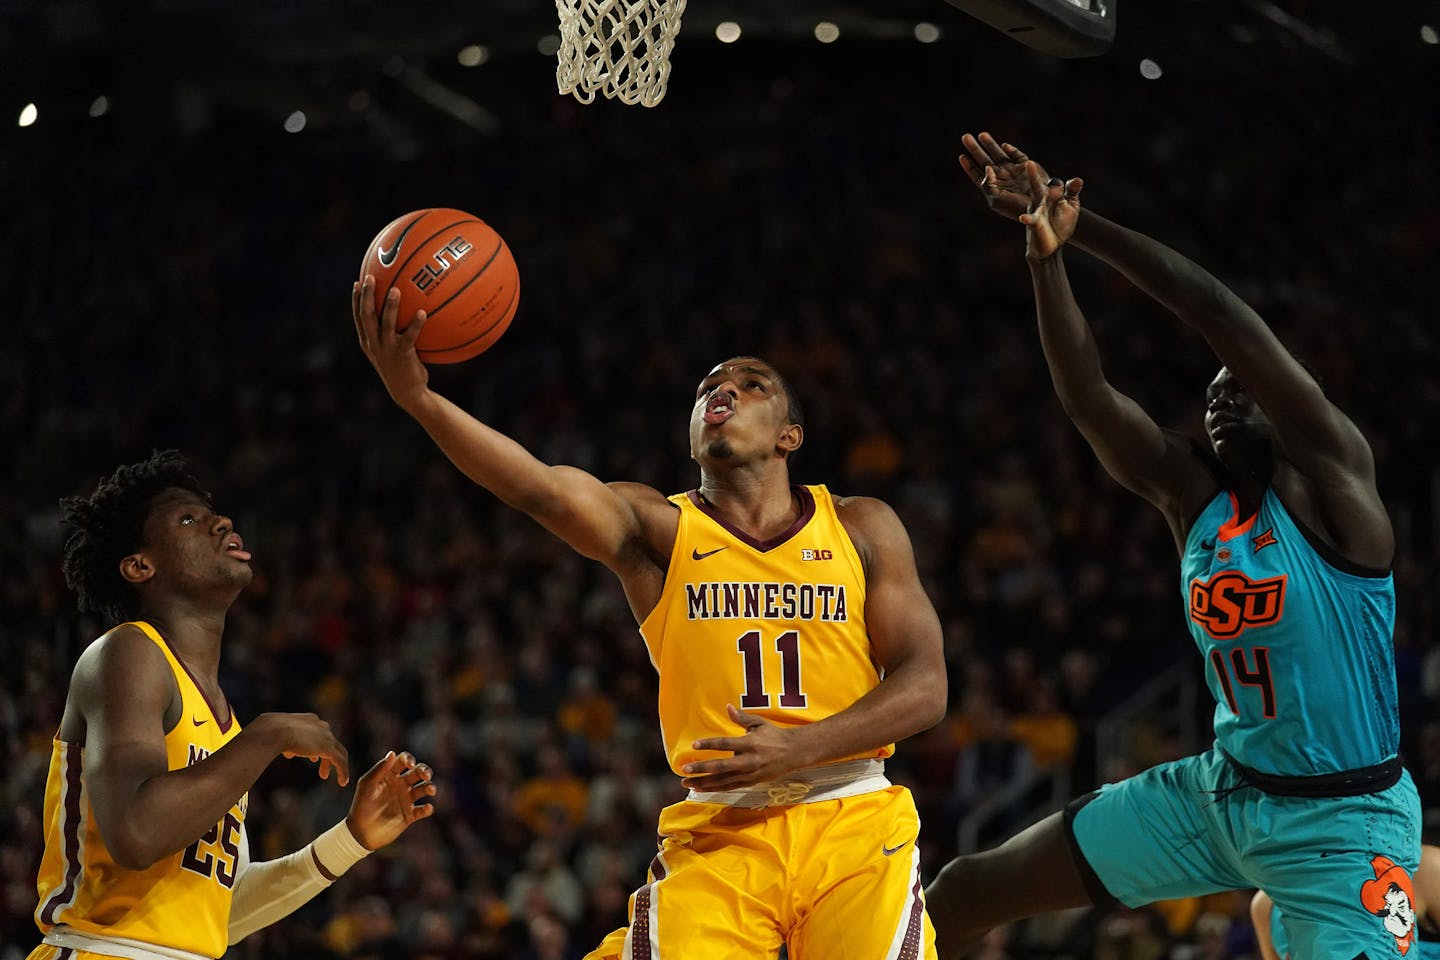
[680,704,808,792]
[344,751,437,850]
[352,275,430,412]
[1019,161,1084,260]
[255,712,351,787]
[959,132,1047,220]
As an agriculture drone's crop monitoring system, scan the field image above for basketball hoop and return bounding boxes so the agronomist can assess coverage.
[555,0,687,108]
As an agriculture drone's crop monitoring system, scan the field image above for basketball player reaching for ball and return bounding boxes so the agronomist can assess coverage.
[923,133,1420,959]
[29,451,437,960]
[353,276,947,958]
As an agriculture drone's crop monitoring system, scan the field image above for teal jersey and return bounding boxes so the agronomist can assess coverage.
[1181,488,1398,775]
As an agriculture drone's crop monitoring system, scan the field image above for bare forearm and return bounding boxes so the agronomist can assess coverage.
[403,388,562,513]
[792,665,946,768]
[100,725,283,868]
[1029,253,1110,418]
[1072,210,1241,330]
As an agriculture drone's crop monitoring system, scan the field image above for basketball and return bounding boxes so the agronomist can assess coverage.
[358,208,520,364]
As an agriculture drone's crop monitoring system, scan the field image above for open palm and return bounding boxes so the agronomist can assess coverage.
[344,751,437,851]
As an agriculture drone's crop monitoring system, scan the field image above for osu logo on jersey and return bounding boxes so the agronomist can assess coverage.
[1360,855,1417,955]
[1188,571,1287,639]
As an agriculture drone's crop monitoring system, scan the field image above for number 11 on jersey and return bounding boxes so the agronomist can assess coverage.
[737,630,808,709]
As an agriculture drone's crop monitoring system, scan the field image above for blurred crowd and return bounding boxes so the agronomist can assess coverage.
[2,30,1438,960]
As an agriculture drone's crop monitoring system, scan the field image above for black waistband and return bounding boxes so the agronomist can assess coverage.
[1220,750,1403,798]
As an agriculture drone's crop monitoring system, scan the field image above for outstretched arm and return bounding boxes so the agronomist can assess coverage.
[961,130,1372,488]
[227,752,436,944]
[352,277,664,575]
[1068,209,1378,486]
[679,498,946,791]
[972,151,1204,527]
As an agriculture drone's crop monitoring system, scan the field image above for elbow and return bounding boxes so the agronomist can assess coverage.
[917,671,949,732]
[108,832,162,871]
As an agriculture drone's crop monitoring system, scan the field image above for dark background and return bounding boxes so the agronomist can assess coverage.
[2,1,1439,957]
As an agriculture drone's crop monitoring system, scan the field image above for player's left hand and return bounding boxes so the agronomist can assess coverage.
[1020,161,1084,260]
[681,704,809,791]
[344,751,437,851]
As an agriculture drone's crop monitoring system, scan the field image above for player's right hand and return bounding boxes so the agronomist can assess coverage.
[959,132,1044,220]
[352,274,430,413]
[255,712,351,787]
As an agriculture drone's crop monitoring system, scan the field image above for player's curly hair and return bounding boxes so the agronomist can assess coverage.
[59,450,211,624]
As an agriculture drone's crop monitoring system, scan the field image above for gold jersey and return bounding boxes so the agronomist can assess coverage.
[33,621,246,958]
[641,484,892,775]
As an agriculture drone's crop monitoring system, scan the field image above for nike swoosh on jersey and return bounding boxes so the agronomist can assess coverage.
[377,214,424,267]
[1201,537,1216,550]
[192,716,209,727]
[692,546,728,561]
[882,840,910,856]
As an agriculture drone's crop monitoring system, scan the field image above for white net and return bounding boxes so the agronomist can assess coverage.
[555,0,688,108]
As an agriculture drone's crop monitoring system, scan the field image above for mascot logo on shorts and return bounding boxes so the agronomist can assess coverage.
[1360,855,1416,955]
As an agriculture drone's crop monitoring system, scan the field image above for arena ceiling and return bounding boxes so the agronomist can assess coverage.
[1,0,1434,132]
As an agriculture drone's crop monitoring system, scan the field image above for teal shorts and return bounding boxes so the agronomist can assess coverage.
[1272,903,1440,959]
[1067,747,1421,959]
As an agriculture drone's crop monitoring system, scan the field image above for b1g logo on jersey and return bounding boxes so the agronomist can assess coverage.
[410,235,475,293]
[800,549,832,561]
[1188,571,1287,639]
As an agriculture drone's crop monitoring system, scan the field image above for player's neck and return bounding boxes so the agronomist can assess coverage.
[139,601,227,680]
[696,471,800,538]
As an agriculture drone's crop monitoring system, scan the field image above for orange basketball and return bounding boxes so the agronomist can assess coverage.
[359,208,520,364]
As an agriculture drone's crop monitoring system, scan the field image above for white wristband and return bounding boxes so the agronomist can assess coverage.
[309,820,371,880]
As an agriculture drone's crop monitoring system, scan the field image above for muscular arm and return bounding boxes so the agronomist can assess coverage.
[819,496,948,750]
[1029,252,1204,526]
[75,627,293,870]
[353,277,665,581]
[400,389,662,570]
[77,626,349,871]
[681,498,946,790]
[1072,211,1376,483]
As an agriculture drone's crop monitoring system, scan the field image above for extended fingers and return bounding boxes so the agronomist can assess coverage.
[352,279,372,350]
[687,737,743,759]
[977,132,1019,166]
[682,759,760,788]
[380,287,400,341]
[401,310,427,347]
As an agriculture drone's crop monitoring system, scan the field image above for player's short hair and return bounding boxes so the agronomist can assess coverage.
[774,368,805,432]
[60,450,211,624]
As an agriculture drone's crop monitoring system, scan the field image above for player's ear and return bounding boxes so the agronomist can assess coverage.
[119,552,156,585]
[778,422,803,455]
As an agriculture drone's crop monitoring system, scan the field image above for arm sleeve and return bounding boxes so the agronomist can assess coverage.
[227,819,373,944]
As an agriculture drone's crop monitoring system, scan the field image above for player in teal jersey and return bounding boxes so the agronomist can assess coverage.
[1254,843,1440,959]
[925,134,1420,960]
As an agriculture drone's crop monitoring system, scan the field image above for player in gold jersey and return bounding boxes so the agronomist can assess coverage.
[355,279,948,958]
[29,451,437,960]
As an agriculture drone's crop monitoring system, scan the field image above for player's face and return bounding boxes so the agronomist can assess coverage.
[135,489,253,596]
[689,357,797,465]
[1204,367,1273,462]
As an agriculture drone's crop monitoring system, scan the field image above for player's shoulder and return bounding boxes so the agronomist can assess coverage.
[830,494,909,561]
[830,493,897,521]
[609,481,681,525]
[607,481,676,505]
[72,622,169,690]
